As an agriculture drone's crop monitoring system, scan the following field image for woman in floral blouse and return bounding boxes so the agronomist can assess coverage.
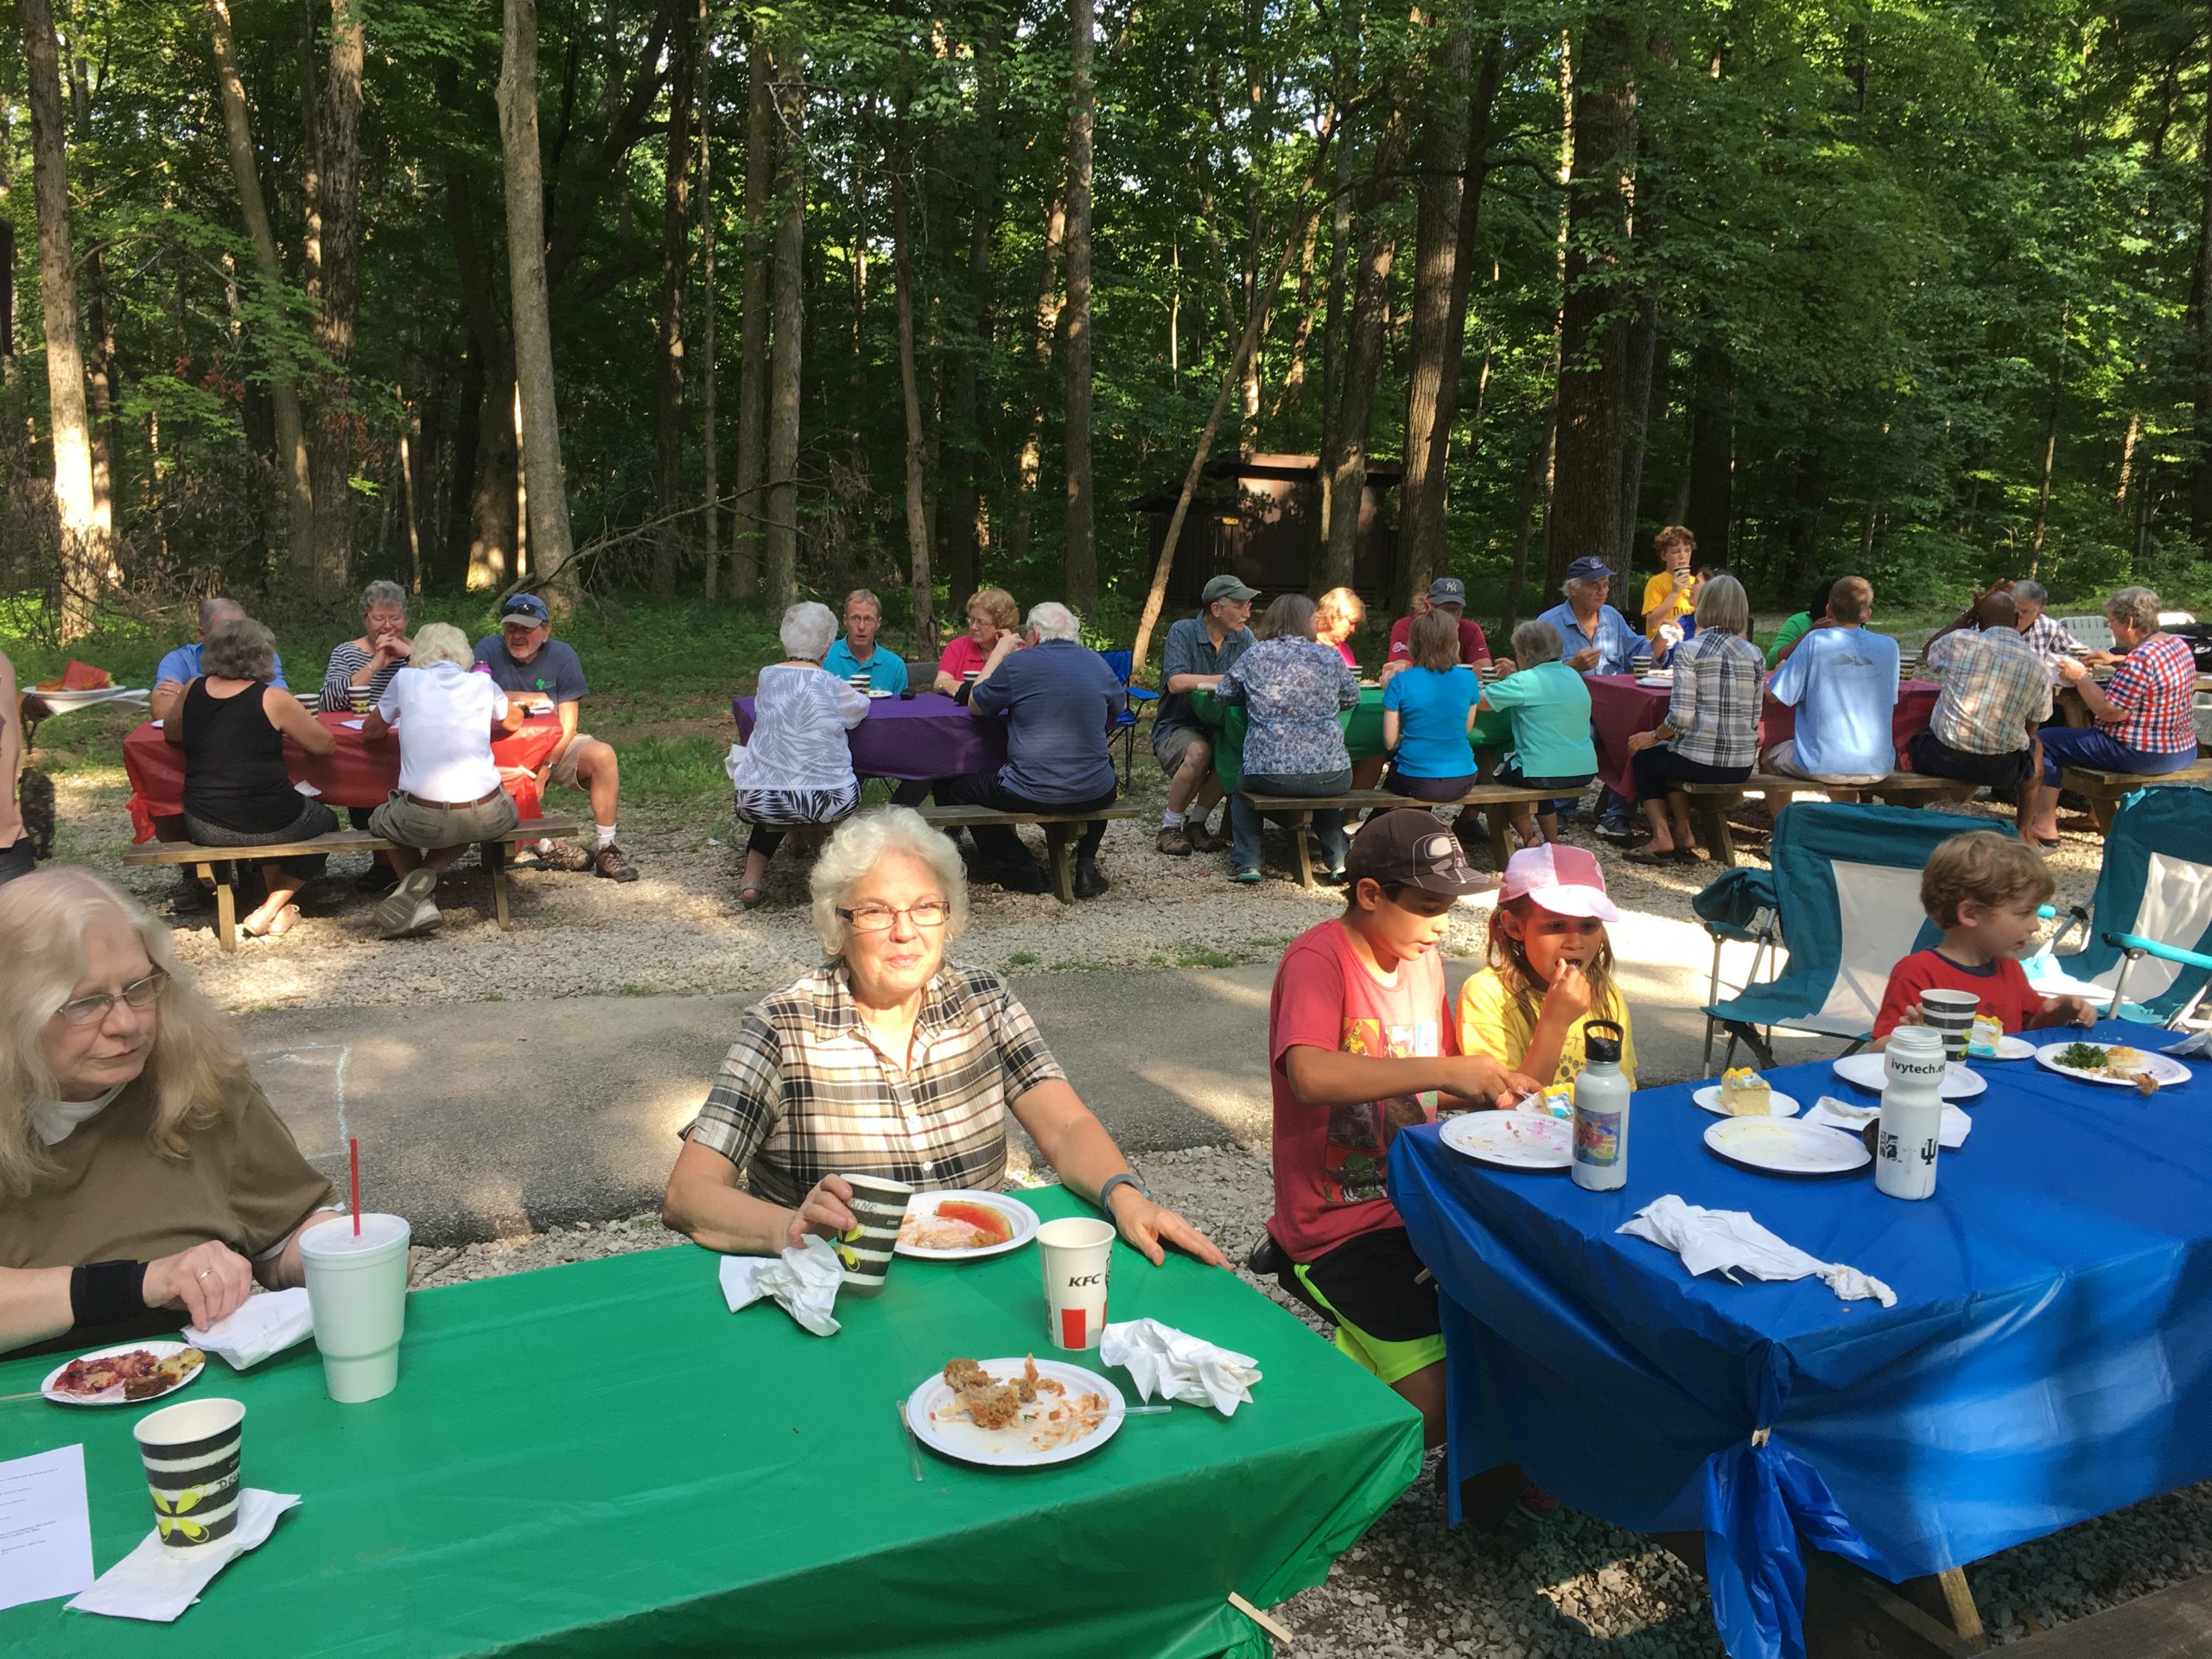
[1216,594,1363,882]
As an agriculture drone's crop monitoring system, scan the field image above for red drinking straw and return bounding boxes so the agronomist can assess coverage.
[349,1138,362,1236]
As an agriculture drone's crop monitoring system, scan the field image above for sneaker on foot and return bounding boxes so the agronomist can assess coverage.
[1073,858,1109,899]
[375,868,440,938]
[353,861,397,895]
[594,842,639,882]
[1231,868,1262,884]
[531,840,599,874]
[1593,817,1637,844]
[1155,826,1193,857]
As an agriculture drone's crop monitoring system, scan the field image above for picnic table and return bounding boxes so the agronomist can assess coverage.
[1585,674,1942,799]
[732,690,1008,784]
[1189,684,1516,793]
[2,1185,1421,1658]
[1388,1020,2212,1659]
[119,712,567,842]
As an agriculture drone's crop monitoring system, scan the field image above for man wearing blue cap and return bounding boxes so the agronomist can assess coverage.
[1536,556,1643,841]
[473,594,639,882]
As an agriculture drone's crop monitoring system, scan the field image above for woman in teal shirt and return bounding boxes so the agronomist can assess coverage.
[1478,619,1599,848]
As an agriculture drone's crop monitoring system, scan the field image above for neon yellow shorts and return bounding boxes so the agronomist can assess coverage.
[1292,1262,1448,1387]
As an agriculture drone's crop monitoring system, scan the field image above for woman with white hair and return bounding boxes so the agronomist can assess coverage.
[320,579,415,713]
[0,868,340,1357]
[729,601,869,909]
[359,621,524,939]
[663,808,1224,1266]
[165,616,340,941]
[2029,586,2202,846]
[1622,574,1763,862]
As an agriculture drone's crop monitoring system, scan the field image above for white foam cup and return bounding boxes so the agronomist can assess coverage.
[1037,1217,1116,1351]
[299,1213,411,1403]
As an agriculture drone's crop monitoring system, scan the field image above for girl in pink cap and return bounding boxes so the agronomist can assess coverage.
[1456,843,1638,1091]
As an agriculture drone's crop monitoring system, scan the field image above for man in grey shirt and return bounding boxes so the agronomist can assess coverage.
[1151,575,1256,855]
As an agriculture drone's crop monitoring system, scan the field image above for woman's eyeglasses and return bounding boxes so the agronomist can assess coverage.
[54,969,170,1026]
[837,900,950,933]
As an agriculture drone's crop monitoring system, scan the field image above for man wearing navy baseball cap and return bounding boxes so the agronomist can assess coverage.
[473,594,639,881]
[1535,556,1644,841]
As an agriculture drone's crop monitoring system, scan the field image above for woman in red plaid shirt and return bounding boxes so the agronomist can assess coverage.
[2026,587,2202,846]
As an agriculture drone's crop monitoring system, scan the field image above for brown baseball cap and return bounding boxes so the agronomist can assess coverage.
[1342,809,1495,897]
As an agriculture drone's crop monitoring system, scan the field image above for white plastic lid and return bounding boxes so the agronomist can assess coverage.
[298,1212,410,1256]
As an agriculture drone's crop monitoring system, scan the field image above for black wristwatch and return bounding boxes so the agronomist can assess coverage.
[1097,1173,1150,1214]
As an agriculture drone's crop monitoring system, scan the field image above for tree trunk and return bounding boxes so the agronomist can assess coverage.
[1063,0,1097,609]
[207,0,315,573]
[698,0,718,601]
[307,0,365,594]
[1545,16,1637,594]
[893,99,936,657]
[763,34,806,614]
[1786,449,1828,593]
[66,55,118,541]
[499,0,579,600]
[944,23,999,618]
[1683,336,1732,562]
[1616,302,1660,565]
[1321,104,1408,589]
[1318,86,1356,531]
[652,0,697,599]
[19,0,111,639]
[1501,399,1559,636]
[1005,188,1066,564]
[729,24,774,601]
[2192,36,2212,551]
[2030,308,2068,575]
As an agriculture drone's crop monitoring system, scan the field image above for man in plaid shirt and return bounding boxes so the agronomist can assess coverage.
[2011,579,2087,677]
[2027,587,2202,846]
[1911,589,2050,809]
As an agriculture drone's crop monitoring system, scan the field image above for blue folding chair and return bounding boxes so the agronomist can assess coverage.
[2026,785,2212,1027]
[1096,649,1146,789]
[1699,802,2014,1070]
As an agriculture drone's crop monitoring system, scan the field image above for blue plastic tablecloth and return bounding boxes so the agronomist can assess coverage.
[1389,1020,2212,1659]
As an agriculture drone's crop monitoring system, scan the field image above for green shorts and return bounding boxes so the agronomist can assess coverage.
[1292,1262,1448,1387]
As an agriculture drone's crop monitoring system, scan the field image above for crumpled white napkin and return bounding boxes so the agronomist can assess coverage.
[2163,1028,2212,1058]
[717,1236,842,1337]
[1099,1318,1262,1415]
[181,1288,314,1371]
[67,1491,301,1623]
[1803,1095,1973,1149]
[1618,1195,1897,1307]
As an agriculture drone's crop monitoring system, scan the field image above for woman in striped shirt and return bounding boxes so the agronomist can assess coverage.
[318,580,414,713]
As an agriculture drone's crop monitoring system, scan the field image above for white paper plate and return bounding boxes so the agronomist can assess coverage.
[895,1190,1041,1260]
[906,1357,1125,1468]
[1692,1084,1802,1118]
[41,1339,203,1408]
[2032,1042,2194,1089]
[1703,1116,1872,1176]
[1440,1111,1572,1170]
[1966,1034,2036,1061]
[866,688,896,699]
[1636,675,1675,689]
[1831,1052,1987,1100]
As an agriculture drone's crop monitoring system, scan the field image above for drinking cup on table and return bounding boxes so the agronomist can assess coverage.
[834,1174,912,1298]
[848,673,870,692]
[1037,1217,1116,1351]
[348,687,374,716]
[1918,988,1980,1062]
[299,1213,412,1403]
[134,1397,245,1554]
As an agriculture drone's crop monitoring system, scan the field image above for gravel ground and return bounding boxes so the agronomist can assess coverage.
[398,1141,2207,1655]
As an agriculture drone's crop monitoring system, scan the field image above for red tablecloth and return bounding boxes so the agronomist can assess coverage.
[1586,675,1942,798]
[122,712,567,842]
[731,691,1007,783]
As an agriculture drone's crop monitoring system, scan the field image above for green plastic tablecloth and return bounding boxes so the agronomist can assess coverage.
[1,1187,1421,1659]
[1192,685,1515,791]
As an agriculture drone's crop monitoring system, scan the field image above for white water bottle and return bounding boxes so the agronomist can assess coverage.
[1571,1020,1631,1192]
[1876,1026,1946,1200]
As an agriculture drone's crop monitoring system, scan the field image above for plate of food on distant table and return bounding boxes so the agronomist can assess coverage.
[2034,1040,2192,1090]
[906,1356,1125,1468]
[895,1190,1040,1260]
[41,1341,205,1408]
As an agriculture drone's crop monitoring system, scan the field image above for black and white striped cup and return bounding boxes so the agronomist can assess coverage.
[133,1397,245,1553]
[834,1173,913,1299]
[1919,988,1980,1062]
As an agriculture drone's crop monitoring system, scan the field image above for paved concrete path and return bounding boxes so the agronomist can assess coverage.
[241,952,1761,1245]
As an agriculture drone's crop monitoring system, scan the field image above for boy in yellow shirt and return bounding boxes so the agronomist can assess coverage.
[1640,524,1701,641]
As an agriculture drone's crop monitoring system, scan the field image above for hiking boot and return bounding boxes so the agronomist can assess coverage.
[1155,825,1193,857]
[374,869,441,939]
[1073,858,1110,899]
[530,840,599,874]
[1185,817,1228,854]
[992,859,1051,894]
[594,843,639,882]
[354,860,397,896]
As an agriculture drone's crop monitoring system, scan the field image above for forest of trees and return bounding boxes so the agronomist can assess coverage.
[3,0,2209,653]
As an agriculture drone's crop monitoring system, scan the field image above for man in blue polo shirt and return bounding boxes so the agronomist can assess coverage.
[1537,556,1644,840]
[149,597,287,722]
[819,588,909,693]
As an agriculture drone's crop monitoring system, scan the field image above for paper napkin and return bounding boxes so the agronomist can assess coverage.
[1803,1096,1973,1149]
[1099,1318,1262,1415]
[67,1491,301,1624]
[181,1288,314,1372]
[718,1236,842,1337]
[1618,1195,1897,1307]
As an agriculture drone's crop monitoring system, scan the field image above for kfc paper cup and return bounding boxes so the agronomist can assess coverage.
[134,1397,245,1553]
[1038,1217,1116,1351]
[835,1174,912,1299]
[299,1213,411,1404]
[1919,988,1980,1062]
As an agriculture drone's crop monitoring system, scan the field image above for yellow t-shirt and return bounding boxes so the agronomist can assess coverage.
[1642,569,1697,630]
[1455,967,1638,1092]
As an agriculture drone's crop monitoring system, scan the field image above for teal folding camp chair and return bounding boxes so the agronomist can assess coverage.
[2026,785,2212,1028]
[1700,803,2014,1070]
[1096,649,1143,788]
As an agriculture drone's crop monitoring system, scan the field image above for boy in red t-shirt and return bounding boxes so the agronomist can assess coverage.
[1872,830,2095,1046]
[1267,809,1537,1446]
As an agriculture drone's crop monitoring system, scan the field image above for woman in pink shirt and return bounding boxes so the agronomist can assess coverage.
[932,586,1020,696]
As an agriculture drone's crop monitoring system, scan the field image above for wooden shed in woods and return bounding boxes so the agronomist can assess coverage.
[1131,453,1401,610]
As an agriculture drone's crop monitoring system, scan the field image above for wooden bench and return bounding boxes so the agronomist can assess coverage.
[1237,784,1563,885]
[918,803,1145,904]
[2002,1569,2212,1656]
[2061,753,2212,832]
[122,816,578,949]
[1679,772,1981,868]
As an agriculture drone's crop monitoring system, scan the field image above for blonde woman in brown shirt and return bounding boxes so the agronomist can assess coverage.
[0,868,338,1357]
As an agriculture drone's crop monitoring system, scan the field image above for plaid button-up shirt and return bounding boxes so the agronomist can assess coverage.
[2095,633,2200,754]
[2018,613,2087,677]
[681,960,1065,1208]
[1666,628,1765,769]
[1923,626,2051,754]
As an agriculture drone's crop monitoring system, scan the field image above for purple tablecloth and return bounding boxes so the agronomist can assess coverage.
[731,692,1006,783]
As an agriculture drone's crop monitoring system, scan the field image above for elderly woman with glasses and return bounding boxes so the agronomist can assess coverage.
[0,868,340,1358]
[663,808,1225,1268]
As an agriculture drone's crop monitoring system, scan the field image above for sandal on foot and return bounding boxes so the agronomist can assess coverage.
[739,883,768,909]
[1622,847,1675,866]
